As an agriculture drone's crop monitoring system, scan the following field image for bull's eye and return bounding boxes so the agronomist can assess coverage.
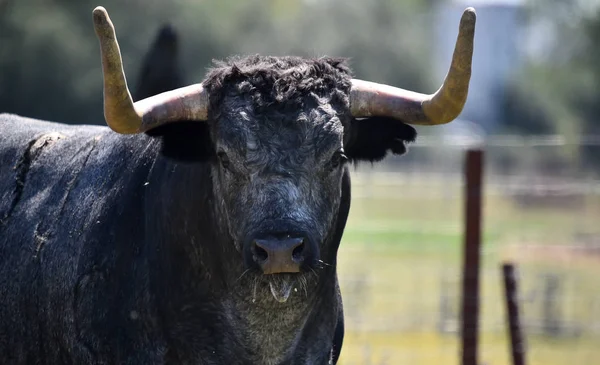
[217,151,230,170]
[328,150,348,171]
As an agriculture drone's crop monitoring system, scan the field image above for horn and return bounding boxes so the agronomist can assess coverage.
[350,7,476,125]
[92,6,208,134]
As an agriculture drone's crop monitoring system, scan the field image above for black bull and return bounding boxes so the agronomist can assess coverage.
[0,6,476,365]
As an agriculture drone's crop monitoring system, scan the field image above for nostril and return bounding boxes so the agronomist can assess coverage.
[292,241,305,261]
[250,236,308,274]
[253,243,269,263]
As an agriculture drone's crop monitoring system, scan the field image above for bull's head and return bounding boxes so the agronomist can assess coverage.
[92,7,476,302]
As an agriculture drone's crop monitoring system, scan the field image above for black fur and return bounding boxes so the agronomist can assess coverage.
[203,55,352,116]
[0,27,420,364]
[147,54,416,164]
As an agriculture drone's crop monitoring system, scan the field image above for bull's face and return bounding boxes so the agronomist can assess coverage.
[210,90,350,301]
[92,6,475,302]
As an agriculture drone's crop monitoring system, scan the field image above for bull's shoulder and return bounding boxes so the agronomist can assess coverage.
[0,114,158,232]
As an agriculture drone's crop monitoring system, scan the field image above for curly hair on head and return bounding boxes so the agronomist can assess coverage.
[203,55,354,119]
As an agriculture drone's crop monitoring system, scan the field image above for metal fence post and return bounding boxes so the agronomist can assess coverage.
[461,149,484,365]
[502,262,527,365]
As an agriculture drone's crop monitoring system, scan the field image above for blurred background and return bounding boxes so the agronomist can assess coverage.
[2,0,600,364]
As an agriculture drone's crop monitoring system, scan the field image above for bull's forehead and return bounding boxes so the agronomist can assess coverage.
[216,102,344,164]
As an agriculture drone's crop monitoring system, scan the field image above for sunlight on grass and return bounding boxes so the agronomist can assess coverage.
[335,172,600,365]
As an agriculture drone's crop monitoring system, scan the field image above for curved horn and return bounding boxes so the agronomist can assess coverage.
[350,7,476,125]
[93,6,208,134]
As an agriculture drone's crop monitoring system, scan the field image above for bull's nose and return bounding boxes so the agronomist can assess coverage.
[252,237,305,274]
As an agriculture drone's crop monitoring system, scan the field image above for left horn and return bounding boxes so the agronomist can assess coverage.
[350,7,476,125]
[93,6,208,134]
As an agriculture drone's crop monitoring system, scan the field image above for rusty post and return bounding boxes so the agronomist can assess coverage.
[461,149,483,365]
[502,263,527,365]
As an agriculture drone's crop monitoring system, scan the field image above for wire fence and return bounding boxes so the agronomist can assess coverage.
[336,135,600,365]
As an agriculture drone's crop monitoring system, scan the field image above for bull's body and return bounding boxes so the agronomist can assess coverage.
[0,114,346,364]
[0,5,476,364]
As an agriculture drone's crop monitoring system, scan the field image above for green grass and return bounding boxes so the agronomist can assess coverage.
[335,172,600,365]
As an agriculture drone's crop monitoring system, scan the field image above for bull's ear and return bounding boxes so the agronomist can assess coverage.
[147,122,214,162]
[133,25,214,162]
[134,24,183,101]
[343,117,417,163]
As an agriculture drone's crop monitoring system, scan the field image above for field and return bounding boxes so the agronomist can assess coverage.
[335,166,600,365]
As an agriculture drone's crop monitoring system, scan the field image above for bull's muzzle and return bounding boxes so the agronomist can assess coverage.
[251,237,306,275]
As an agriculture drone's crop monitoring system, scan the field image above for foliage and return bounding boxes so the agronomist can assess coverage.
[0,0,438,127]
[501,0,600,170]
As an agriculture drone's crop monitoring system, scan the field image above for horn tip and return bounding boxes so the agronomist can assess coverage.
[459,7,476,34]
[464,7,476,15]
[462,7,477,21]
[93,6,116,39]
[93,6,110,28]
[93,6,107,19]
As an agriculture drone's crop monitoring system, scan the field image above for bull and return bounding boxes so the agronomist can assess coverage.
[0,6,476,365]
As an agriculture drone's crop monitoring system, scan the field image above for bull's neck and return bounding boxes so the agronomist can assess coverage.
[146,153,237,283]
[224,296,308,363]
[223,270,335,364]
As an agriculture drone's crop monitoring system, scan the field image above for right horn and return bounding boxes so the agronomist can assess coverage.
[93,6,208,134]
[350,7,476,125]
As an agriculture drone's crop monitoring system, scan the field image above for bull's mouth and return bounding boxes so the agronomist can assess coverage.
[263,273,309,304]
[269,277,294,303]
[267,274,296,303]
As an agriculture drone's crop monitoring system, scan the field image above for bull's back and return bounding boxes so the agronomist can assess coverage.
[0,114,107,221]
[0,114,157,363]
[0,114,111,243]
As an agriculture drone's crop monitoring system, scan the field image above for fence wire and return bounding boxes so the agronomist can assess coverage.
[336,135,600,365]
